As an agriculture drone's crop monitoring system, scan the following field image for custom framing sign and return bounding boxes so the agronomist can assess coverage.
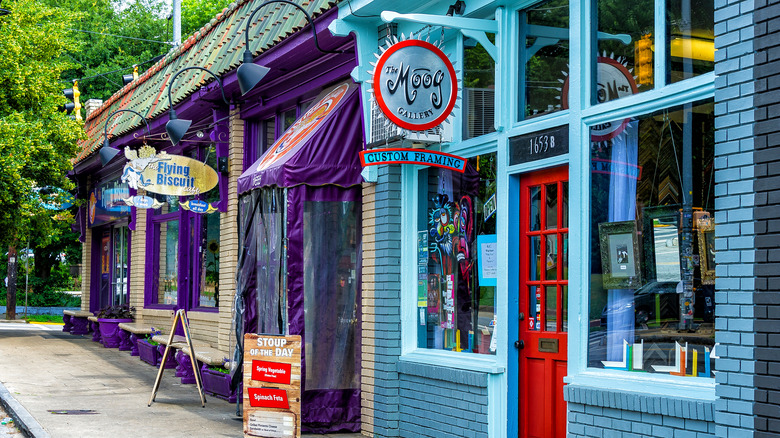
[360,148,467,173]
[368,34,458,133]
[243,334,302,438]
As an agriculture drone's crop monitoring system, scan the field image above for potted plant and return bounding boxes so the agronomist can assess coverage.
[96,304,134,348]
[201,358,240,403]
[138,328,161,366]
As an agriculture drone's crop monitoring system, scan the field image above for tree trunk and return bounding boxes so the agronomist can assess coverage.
[6,245,18,320]
[35,251,56,281]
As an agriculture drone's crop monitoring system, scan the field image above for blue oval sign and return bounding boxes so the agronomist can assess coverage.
[37,187,75,210]
[131,196,155,209]
[188,199,209,213]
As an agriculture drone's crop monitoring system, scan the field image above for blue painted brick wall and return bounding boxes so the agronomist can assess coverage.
[564,387,715,438]
[397,361,489,438]
[369,164,403,437]
[714,0,759,436]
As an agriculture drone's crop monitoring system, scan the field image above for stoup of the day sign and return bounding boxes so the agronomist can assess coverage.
[243,334,302,438]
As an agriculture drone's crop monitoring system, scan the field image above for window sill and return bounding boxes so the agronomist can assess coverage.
[400,349,505,375]
[140,308,175,318]
[564,369,716,402]
[187,309,220,322]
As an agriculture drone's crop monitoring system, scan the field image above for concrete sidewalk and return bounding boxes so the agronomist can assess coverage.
[0,322,362,438]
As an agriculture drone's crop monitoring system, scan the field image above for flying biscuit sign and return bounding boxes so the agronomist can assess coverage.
[121,145,218,197]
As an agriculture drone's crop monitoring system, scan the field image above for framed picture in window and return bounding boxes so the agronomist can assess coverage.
[599,221,642,289]
[642,205,681,284]
[698,221,715,284]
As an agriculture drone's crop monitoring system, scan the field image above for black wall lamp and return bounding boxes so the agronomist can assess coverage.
[0,0,10,17]
[237,0,346,96]
[446,0,466,16]
[101,109,152,166]
[165,66,230,145]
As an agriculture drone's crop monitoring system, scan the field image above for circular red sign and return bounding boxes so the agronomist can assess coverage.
[373,39,458,132]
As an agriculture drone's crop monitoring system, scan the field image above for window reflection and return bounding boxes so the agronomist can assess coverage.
[521,0,570,119]
[588,100,715,376]
[667,0,714,82]
[596,0,654,102]
[464,36,496,139]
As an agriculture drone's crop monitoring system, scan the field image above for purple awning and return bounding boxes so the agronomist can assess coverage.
[237,82,363,193]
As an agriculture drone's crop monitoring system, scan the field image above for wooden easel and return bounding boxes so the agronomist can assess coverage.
[148,309,206,407]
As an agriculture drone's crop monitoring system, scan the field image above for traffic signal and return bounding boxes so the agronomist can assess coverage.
[122,65,139,86]
[635,34,653,86]
[61,81,82,121]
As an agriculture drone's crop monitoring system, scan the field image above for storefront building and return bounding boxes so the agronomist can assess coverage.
[71,0,362,432]
[331,0,775,437]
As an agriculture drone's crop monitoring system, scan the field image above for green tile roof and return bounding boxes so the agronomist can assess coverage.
[75,0,336,164]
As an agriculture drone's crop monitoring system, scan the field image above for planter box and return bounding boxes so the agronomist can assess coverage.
[90,320,101,343]
[97,318,133,348]
[137,339,160,366]
[201,365,240,403]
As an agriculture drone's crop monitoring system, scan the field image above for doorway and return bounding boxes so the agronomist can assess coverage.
[518,166,569,438]
[93,224,129,312]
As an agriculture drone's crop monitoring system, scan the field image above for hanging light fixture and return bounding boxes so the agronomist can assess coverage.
[165,66,230,145]
[101,109,153,167]
[0,0,11,17]
[236,0,345,96]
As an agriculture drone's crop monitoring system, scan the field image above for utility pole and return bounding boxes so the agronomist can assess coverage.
[6,245,17,320]
[172,0,181,46]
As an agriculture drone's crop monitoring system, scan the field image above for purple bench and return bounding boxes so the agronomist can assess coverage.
[62,310,92,335]
[118,322,154,356]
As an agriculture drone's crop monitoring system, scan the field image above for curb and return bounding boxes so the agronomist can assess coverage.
[0,381,50,438]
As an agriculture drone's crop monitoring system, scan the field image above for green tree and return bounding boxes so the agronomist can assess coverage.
[181,0,232,36]
[48,0,171,102]
[0,0,84,318]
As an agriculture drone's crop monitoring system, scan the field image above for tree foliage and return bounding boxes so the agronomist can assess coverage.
[47,0,171,102]
[181,0,232,37]
[0,0,84,249]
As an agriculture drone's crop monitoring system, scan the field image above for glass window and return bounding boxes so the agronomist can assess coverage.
[282,108,297,132]
[258,117,275,160]
[417,153,498,354]
[588,100,715,376]
[520,0,570,119]
[195,212,220,308]
[596,0,654,102]
[147,144,221,310]
[148,194,179,307]
[667,0,714,83]
[157,219,179,306]
[112,225,129,306]
[190,144,221,309]
[463,35,496,139]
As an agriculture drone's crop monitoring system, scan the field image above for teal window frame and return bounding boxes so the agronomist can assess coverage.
[565,0,716,398]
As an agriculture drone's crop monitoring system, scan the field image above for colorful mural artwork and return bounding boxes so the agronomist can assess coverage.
[428,193,474,278]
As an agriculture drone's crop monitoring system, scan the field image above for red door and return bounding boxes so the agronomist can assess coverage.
[519,166,569,438]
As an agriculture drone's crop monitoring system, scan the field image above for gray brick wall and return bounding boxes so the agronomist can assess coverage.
[564,387,715,438]
[397,362,489,438]
[751,0,780,436]
[714,0,759,436]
